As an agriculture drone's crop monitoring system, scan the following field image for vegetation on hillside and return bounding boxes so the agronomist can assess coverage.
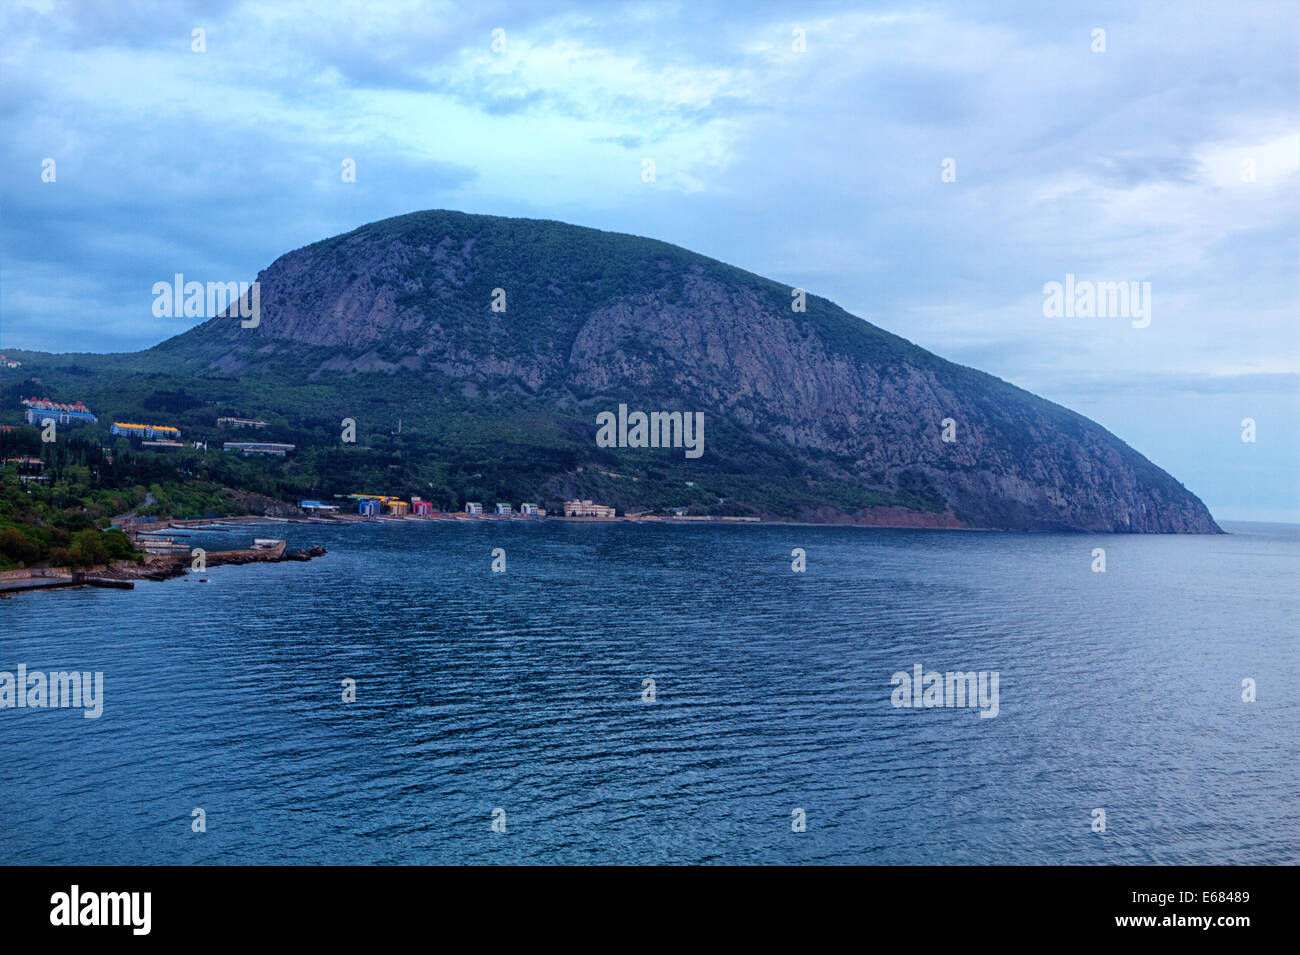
[0,431,143,569]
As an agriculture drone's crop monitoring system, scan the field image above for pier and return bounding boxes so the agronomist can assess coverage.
[0,567,136,595]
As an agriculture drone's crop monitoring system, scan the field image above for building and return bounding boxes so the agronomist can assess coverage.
[565,499,616,518]
[519,502,542,516]
[412,499,435,516]
[495,502,513,516]
[4,457,47,485]
[217,416,269,429]
[0,354,21,368]
[223,441,294,456]
[465,502,483,516]
[350,493,415,515]
[141,439,185,448]
[23,398,97,426]
[112,421,180,440]
[300,500,339,513]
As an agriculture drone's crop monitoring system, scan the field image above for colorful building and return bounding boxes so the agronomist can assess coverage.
[412,499,435,516]
[349,493,414,516]
[112,421,180,439]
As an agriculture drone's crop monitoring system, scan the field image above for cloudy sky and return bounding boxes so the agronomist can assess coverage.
[1,0,1296,521]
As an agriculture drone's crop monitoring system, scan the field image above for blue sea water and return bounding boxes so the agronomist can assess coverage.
[1,519,1296,865]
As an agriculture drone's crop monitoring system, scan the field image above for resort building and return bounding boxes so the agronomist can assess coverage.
[112,421,180,439]
[495,502,513,516]
[519,502,541,516]
[386,500,409,516]
[358,499,381,516]
[465,502,484,516]
[223,441,294,456]
[23,398,98,426]
[217,416,269,429]
[564,499,616,518]
[300,500,339,513]
[412,499,435,516]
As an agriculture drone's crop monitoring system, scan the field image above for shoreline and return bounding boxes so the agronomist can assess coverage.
[116,510,1229,535]
[147,509,969,531]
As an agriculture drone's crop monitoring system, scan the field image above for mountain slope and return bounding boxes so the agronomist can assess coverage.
[104,211,1220,530]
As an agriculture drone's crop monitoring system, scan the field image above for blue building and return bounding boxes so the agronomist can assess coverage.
[24,401,98,426]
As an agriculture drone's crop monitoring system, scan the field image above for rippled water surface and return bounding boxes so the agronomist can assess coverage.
[2,520,1296,864]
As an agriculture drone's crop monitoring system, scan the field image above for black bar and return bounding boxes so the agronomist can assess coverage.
[0,864,1283,942]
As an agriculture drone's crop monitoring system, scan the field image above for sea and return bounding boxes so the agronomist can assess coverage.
[2,519,1296,864]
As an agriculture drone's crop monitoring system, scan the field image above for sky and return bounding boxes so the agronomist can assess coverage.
[0,0,1296,521]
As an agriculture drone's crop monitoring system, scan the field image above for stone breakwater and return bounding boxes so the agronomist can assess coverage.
[0,545,330,597]
[104,544,329,582]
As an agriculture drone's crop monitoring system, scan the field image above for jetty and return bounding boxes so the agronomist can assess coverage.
[0,567,136,594]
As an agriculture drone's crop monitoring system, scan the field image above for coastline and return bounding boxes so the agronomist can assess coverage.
[109,506,1230,536]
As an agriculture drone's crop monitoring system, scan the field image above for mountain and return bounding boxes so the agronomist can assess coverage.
[11,210,1220,531]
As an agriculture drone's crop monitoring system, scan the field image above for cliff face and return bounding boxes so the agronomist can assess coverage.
[154,210,1220,532]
